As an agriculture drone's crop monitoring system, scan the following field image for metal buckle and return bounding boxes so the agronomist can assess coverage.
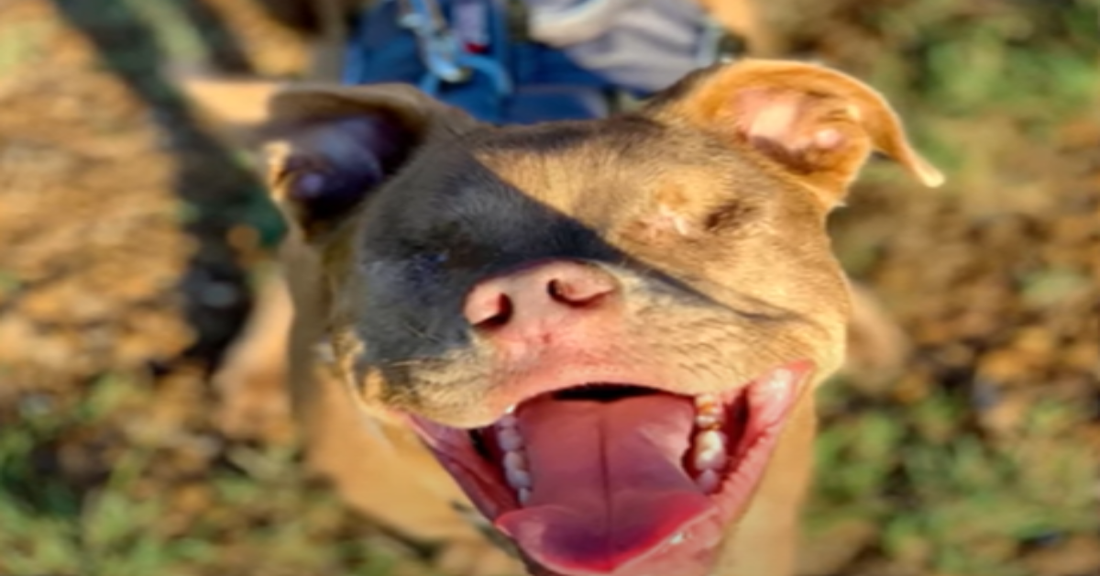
[398,0,471,83]
[696,17,744,67]
[397,0,513,96]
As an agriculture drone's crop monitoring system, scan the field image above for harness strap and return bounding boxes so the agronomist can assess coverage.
[523,0,634,47]
[343,0,743,124]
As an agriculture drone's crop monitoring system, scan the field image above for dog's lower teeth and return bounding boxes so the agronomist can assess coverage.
[504,450,528,471]
[506,467,532,489]
[495,419,532,504]
[695,429,726,452]
[497,427,523,451]
[692,429,728,471]
[691,394,732,491]
[696,469,720,493]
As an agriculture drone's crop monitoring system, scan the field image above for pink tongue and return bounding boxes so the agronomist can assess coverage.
[495,395,716,574]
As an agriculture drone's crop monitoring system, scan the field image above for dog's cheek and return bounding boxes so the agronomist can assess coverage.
[328,336,419,427]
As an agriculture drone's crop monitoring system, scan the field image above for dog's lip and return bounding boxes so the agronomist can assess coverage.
[480,367,677,427]
[706,361,815,518]
[405,360,816,575]
[475,364,780,427]
[406,414,518,519]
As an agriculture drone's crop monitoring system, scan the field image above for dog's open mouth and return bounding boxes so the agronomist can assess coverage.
[407,361,813,576]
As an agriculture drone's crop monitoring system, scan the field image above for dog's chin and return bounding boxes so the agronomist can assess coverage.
[405,360,814,576]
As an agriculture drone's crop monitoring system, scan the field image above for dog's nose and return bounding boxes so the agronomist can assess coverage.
[464,260,619,331]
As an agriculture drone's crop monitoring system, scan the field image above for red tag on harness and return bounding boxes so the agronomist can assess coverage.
[453,0,490,53]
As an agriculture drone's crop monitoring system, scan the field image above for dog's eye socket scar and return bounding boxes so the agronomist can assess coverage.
[704,199,754,232]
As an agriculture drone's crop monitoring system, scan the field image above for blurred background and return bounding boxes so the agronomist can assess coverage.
[0,0,1098,575]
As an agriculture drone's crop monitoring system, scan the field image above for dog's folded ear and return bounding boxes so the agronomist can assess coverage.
[261,85,476,239]
[644,59,944,206]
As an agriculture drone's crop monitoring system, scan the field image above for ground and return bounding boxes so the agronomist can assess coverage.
[0,1,1097,575]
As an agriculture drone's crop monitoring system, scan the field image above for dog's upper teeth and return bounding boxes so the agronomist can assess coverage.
[517,487,531,505]
[767,368,794,392]
[694,394,720,411]
[694,394,723,429]
[694,412,720,428]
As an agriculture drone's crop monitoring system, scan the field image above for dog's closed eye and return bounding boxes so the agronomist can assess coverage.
[704,199,755,232]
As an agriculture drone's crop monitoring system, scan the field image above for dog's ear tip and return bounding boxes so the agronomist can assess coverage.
[919,165,946,188]
[904,154,945,188]
[652,59,939,202]
[173,71,282,129]
[922,173,946,189]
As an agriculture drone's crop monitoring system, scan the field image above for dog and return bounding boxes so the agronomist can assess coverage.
[186,57,943,576]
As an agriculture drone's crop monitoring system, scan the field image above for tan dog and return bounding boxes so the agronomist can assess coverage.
[195,59,944,576]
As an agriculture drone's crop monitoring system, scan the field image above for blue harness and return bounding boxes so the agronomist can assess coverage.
[341,0,738,124]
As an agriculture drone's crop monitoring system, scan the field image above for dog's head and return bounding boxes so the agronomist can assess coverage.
[261,60,941,576]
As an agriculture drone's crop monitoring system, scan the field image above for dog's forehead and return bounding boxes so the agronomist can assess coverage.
[470,117,660,185]
[363,113,815,267]
[451,116,745,215]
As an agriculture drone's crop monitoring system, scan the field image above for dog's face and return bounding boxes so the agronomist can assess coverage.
[262,61,941,576]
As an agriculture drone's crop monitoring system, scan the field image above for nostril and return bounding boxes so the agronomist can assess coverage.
[484,294,513,327]
[466,262,617,329]
[547,276,614,306]
[468,292,513,328]
[547,279,571,303]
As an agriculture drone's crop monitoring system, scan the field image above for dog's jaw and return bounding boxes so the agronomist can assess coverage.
[406,360,814,576]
